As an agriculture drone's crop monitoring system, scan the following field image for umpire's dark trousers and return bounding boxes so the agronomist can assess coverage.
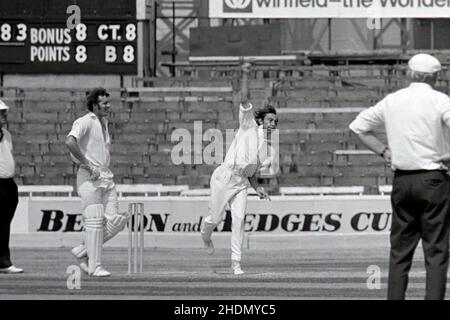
[0,178,18,269]
[388,170,450,300]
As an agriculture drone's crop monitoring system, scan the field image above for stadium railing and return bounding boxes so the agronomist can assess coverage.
[277,107,365,114]
[18,185,74,197]
[180,188,259,197]
[17,184,193,197]
[180,189,210,196]
[279,186,364,196]
[378,185,393,196]
[116,184,189,197]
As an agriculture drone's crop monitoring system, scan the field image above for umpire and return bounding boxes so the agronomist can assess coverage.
[350,53,450,300]
[0,100,23,274]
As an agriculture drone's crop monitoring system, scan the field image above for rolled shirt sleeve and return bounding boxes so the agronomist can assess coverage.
[68,118,87,140]
[349,99,386,134]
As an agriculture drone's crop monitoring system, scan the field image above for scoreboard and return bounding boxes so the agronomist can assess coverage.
[0,0,138,74]
[0,21,137,73]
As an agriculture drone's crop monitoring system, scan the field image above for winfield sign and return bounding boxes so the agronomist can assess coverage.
[210,0,450,18]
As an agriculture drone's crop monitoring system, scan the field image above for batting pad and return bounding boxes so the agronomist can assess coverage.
[72,211,129,259]
[104,211,129,242]
[84,204,104,275]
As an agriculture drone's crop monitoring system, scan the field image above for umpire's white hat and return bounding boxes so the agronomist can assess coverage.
[408,53,442,73]
[0,99,10,111]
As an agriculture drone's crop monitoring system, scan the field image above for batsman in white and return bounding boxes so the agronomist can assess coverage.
[201,63,279,275]
[66,87,129,277]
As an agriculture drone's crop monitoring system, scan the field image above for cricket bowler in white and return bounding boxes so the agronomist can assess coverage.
[201,63,279,275]
[66,87,129,277]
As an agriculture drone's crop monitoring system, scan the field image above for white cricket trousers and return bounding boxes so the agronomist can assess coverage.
[77,168,118,221]
[203,165,250,262]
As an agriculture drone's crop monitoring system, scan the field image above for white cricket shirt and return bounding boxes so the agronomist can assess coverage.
[67,112,111,168]
[223,104,275,177]
[349,82,450,171]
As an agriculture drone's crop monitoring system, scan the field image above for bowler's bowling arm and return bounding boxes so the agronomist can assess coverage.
[240,62,251,108]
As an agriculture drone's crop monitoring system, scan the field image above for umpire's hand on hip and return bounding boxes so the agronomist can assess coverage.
[382,149,392,163]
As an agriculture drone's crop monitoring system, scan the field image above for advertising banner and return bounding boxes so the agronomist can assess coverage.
[210,0,450,18]
[25,196,392,234]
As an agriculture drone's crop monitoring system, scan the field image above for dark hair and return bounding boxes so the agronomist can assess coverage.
[254,104,277,125]
[86,87,110,111]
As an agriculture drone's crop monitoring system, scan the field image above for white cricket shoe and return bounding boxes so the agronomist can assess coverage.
[231,260,244,275]
[201,232,215,255]
[90,266,111,277]
[0,266,24,274]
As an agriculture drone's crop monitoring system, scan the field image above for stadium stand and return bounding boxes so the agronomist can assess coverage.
[3,61,449,195]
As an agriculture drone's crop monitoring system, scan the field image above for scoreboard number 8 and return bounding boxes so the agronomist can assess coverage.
[76,23,87,41]
[123,45,134,63]
[125,24,136,41]
[75,45,87,63]
[1,23,12,41]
